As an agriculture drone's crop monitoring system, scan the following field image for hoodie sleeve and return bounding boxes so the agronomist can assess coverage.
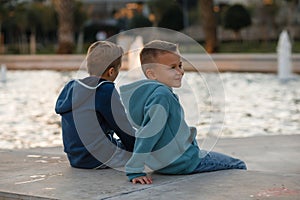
[96,83,136,152]
[126,93,170,181]
[55,81,74,114]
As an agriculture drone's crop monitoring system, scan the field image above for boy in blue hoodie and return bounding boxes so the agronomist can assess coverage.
[120,40,246,184]
[55,41,135,169]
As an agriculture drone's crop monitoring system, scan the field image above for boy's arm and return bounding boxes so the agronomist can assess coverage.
[126,94,170,183]
[97,84,135,151]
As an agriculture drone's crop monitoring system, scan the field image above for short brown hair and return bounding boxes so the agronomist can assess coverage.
[86,41,123,76]
[140,40,179,75]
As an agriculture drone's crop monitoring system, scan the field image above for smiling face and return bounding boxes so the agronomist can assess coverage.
[146,52,184,88]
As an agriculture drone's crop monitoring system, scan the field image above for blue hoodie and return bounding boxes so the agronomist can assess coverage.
[55,77,135,169]
[120,79,202,181]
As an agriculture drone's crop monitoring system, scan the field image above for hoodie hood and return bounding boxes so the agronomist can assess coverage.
[119,79,170,127]
[55,77,111,114]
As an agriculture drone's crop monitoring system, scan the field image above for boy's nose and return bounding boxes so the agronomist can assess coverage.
[177,67,184,75]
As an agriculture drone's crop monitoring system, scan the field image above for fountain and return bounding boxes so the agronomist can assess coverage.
[277,30,293,81]
[127,36,144,80]
[1,64,7,83]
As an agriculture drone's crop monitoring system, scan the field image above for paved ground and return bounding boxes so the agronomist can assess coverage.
[0,135,299,200]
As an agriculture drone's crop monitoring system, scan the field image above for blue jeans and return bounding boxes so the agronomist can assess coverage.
[192,151,247,173]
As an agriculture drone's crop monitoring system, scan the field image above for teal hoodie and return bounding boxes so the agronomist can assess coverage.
[120,79,202,181]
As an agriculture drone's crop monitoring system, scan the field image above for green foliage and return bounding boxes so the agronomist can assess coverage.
[1,0,88,54]
[74,1,87,31]
[147,0,172,23]
[148,0,184,30]
[0,2,9,22]
[158,4,184,31]
[1,1,57,36]
[223,4,251,33]
[39,4,57,33]
[128,14,153,29]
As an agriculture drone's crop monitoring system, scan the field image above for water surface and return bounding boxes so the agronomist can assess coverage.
[0,70,299,149]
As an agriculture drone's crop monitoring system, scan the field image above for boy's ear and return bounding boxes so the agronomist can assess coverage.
[145,68,156,79]
[108,67,114,76]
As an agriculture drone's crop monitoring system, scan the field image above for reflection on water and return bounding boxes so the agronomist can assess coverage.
[0,70,299,149]
[0,71,74,149]
[182,72,300,139]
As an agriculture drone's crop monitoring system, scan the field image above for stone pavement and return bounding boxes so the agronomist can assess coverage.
[0,135,300,200]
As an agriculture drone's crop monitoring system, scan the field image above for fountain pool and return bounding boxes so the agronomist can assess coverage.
[0,70,299,149]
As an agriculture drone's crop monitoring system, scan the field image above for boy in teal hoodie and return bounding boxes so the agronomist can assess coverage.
[120,40,246,184]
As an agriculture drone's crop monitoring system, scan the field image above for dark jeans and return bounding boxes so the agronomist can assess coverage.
[192,151,247,173]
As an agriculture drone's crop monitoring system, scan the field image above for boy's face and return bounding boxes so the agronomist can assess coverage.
[148,52,183,88]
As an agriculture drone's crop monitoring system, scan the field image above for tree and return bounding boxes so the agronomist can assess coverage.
[52,0,75,54]
[177,0,198,28]
[0,1,9,53]
[158,4,184,31]
[27,2,45,54]
[148,0,184,31]
[1,0,58,54]
[129,14,153,29]
[147,0,173,26]
[73,1,87,53]
[13,2,28,53]
[223,4,251,40]
[199,0,218,53]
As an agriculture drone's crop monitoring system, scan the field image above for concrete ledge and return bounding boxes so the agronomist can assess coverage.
[0,55,85,71]
[0,135,299,199]
[1,54,300,73]
[183,53,300,73]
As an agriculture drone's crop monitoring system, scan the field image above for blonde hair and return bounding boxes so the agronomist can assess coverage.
[140,40,179,75]
[86,41,123,76]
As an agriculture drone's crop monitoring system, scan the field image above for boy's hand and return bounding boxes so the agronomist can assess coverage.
[132,176,153,184]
